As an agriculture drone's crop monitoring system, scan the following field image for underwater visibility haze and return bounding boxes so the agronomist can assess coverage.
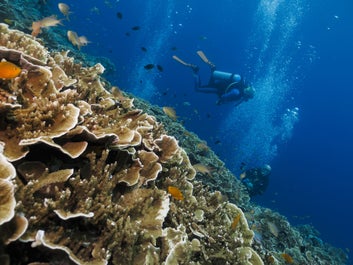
[1,0,353,264]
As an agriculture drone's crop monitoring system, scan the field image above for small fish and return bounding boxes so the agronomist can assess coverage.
[78,36,90,46]
[267,255,275,263]
[3,18,13,25]
[125,32,130,37]
[267,221,279,237]
[214,140,221,145]
[31,21,43,37]
[196,142,209,153]
[231,214,241,230]
[239,172,246,180]
[31,21,42,37]
[58,3,72,20]
[67,30,90,49]
[31,15,62,37]
[192,163,213,177]
[171,46,177,51]
[116,12,123,19]
[156,64,164,72]
[141,47,147,52]
[168,186,184,200]
[162,106,177,121]
[144,64,154,70]
[0,61,21,79]
[131,26,140,31]
[39,15,62,27]
[67,30,78,45]
[281,253,294,264]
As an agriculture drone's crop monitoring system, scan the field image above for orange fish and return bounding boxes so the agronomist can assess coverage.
[162,106,177,121]
[281,253,294,264]
[168,186,184,200]
[266,255,276,264]
[231,214,241,230]
[31,21,42,37]
[31,15,62,37]
[0,61,21,79]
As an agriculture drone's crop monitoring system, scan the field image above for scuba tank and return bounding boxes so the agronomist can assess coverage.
[212,70,241,83]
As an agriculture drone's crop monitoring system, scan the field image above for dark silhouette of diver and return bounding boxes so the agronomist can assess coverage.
[173,50,255,105]
[240,164,271,197]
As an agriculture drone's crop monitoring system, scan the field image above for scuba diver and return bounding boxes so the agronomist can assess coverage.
[173,50,255,105]
[240,164,271,197]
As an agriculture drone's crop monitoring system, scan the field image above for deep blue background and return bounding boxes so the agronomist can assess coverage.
[46,0,353,262]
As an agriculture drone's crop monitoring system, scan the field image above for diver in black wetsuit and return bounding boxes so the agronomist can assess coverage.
[173,50,255,105]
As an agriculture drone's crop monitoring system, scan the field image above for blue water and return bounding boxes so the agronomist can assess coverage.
[48,0,353,261]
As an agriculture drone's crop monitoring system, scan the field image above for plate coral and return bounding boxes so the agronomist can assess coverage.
[0,23,264,265]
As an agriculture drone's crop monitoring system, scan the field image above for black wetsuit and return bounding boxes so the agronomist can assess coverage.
[193,69,247,105]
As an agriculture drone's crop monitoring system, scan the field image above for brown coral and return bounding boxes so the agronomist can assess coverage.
[0,215,28,245]
[0,100,80,161]
[0,19,346,265]
[0,144,16,226]
[0,23,265,265]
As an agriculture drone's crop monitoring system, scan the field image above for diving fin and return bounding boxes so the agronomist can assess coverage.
[196,50,209,63]
[172,55,189,66]
[196,50,215,68]
[172,55,199,72]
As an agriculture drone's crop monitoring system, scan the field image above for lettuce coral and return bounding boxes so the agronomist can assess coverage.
[0,23,262,265]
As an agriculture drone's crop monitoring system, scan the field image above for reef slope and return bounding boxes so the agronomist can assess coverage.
[0,16,348,265]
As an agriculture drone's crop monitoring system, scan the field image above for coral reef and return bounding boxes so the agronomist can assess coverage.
[0,4,348,264]
[133,98,349,265]
[241,207,349,265]
[0,23,263,265]
[133,98,251,207]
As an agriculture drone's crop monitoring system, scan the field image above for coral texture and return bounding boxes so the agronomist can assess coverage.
[0,23,262,265]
